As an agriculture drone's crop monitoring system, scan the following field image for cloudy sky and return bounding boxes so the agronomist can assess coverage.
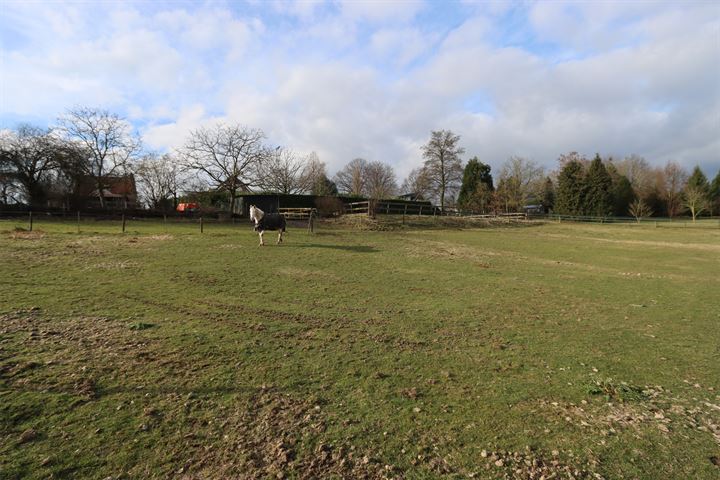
[1,0,719,180]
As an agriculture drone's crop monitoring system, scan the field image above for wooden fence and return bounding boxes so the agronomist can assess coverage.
[277,207,317,220]
[278,207,316,233]
[344,201,437,216]
[343,201,528,220]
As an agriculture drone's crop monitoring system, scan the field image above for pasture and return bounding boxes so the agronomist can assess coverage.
[1,218,719,479]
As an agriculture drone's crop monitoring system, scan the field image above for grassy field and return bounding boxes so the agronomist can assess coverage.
[1,217,719,479]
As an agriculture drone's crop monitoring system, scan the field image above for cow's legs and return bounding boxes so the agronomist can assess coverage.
[277,231,283,244]
[258,230,265,246]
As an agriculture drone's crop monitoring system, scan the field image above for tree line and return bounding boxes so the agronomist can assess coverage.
[0,108,337,212]
[2,107,719,218]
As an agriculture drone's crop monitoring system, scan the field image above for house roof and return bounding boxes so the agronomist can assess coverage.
[79,175,137,197]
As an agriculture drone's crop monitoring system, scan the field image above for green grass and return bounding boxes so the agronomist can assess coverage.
[1,218,719,479]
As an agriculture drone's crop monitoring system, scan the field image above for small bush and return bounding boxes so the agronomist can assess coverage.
[315,196,345,217]
[128,322,155,331]
[586,379,647,402]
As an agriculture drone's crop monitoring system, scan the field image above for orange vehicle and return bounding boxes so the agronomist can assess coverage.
[176,202,199,213]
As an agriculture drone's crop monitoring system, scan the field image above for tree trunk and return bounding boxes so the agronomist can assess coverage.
[96,177,105,209]
[229,191,236,215]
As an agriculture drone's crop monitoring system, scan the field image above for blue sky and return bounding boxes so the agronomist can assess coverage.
[1,0,719,179]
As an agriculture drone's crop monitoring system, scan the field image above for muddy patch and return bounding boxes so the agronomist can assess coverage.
[172,389,390,479]
[6,229,46,240]
[541,381,720,447]
[403,239,493,266]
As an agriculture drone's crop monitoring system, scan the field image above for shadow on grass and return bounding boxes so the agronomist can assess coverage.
[284,243,377,253]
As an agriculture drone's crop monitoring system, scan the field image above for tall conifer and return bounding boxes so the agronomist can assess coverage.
[457,157,493,210]
[585,154,612,216]
[555,160,587,215]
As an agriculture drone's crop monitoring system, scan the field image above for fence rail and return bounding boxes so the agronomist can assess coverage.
[544,213,720,227]
[277,207,317,220]
[344,201,437,216]
[3,209,718,232]
[343,201,530,220]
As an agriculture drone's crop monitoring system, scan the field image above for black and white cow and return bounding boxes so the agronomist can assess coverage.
[249,205,286,246]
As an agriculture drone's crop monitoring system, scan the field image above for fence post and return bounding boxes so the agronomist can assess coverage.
[308,211,314,234]
[419,205,422,216]
[164,214,167,232]
[122,214,126,233]
[200,216,204,233]
[77,211,80,234]
[29,211,33,232]
[403,204,407,225]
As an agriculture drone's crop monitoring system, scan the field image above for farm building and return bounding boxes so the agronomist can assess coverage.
[78,175,139,210]
[233,193,433,217]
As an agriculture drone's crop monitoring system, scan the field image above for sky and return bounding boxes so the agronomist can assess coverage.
[1,0,719,181]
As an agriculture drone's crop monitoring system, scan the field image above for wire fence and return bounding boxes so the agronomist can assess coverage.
[543,213,720,228]
[2,209,718,234]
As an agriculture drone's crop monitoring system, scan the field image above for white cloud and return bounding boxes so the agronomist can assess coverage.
[1,0,718,183]
[143,104,214,151]
[369,27,439,67]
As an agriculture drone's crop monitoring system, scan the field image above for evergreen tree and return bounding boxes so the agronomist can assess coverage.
[687,166,710,193]
[710,170,720,215]
[554,160,587,215]
[541,177,555,213]
[684,166,710,219]
[457,157,493,210]
[644,188,665,217]
[606,162,635,216]
[585,154,613,216]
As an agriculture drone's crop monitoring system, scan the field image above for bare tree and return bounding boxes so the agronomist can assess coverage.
[0,167,20,205]
[557,151,589,170]
[299,152,337,195]
[255,147,310,194]
[628,198,653,223]
[465,182,493,213]
[56,107,140,208]
[134,153,186,211]
[178,124,268,213]
[334,158,368,196]
[683,185,709,222]
[51,142,92,210]
[364,161,397,199]
[421,130,465,210]
[661,161,688,218]
[401,167,432,200]
[496,156,544,212]
[616,154,654,198]
[0,125,58,207]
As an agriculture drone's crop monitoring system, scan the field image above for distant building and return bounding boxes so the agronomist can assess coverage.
[523,204,545,214]
[397,192,425,201]
[78,175,138,209]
